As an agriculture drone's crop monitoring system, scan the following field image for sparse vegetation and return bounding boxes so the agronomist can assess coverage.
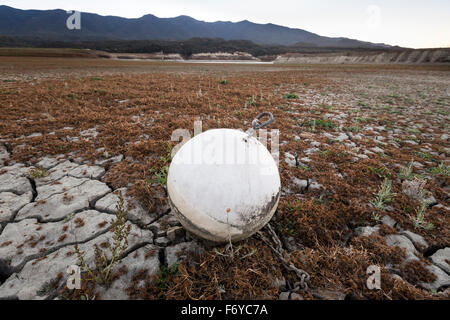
[157,264,179,291]
[306,119,336,130]
[74,194,131,285]
[369,166,392,179]
[28,168,47,179]
[408,136,421,144]
[149,144,172,186]
[358,101,368,108]
[399,161,415,180]
[410,201,434,231]
[244,95,257,107]
[372,212,382,222]
[414,151,435,162]
[283,93,299,99]
[344,126,361,132]
[353,117,372,123]
[297,163,311,171]
[427,161,449,176]
[401,178,435,231]
[0,58,448,300]
[370,178,396,210]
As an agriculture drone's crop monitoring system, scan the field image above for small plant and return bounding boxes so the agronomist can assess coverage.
[151,166,169,186]
[344,126,361,133]
[1,90,18,95]
[157,264,179,291]
[297,163,311,171]
[317,149,329,156]
[219,79,228,85]
[377,151,389,159]
[283,93,299,99]
[328,138,340,144]
[399,161,415,180]
[370,178,396,210]
[369,166,392,179]
[410,201,434,231]
[427,161,449,177]
[28,168,47,179]
[358,102,369,109]
[308,119,316,132]
[306,119,336,130]
[160,144,172,164]
[149,144,172,186]
[414,151,435,162]
[67,93,80,100]
[429,288,438,295]
[401,177,434,231]
[353,117,372,123]
[285,199,302,213]
[80,294,96,300]
[372,212,382,222]
[316,194,335,206]
[408,128,421,134]
[74,194,131,285]
[408,136,421,144]
[244,95,257,107]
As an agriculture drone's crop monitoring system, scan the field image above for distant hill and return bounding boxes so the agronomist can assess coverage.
[0,5,393,48]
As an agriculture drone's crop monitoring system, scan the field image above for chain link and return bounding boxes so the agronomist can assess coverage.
[252,112,274,130]
[256,223,310,291]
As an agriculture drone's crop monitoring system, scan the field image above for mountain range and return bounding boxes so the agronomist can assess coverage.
[0,5,393,49]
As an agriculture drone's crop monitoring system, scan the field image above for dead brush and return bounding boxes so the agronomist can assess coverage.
[74,194,131,285]
[402,177,428,200]
[163,239,280,300]
[3,63,447,300]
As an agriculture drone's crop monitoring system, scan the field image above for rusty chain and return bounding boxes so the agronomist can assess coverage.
[256,223,310,291]
[252,112,274,130]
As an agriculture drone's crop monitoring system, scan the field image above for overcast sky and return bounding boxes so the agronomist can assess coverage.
[2,0,449,48]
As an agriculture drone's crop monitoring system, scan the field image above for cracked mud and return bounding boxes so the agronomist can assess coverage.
[0,59,449,299]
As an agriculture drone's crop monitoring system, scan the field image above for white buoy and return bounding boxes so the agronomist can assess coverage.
[167,126,281,243]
